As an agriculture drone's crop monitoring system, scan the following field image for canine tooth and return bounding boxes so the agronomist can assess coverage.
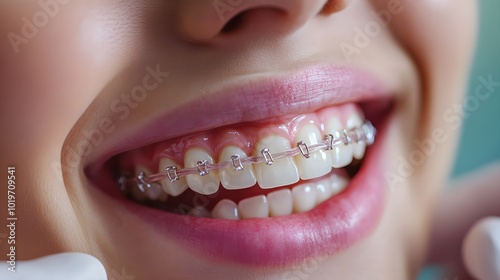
[212,199,239,220]
[185,148,220,195]
[292,184,318,213]
[347,113,366,160]
[294,124,332,180]
[238,195,269,219]
[188,206,211,218]
[325,117,354,168]
[219,146,256,190]
[254,136,299,189]
[159,158,188,196]
[267,189,293,217]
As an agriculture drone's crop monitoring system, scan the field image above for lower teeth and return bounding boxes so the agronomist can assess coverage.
[133,171,350,220]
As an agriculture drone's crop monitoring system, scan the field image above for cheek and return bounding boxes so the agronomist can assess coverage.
[390,1,477,141]
[368,0,476,130]
[399,1,477,198]
[0,1,145,153]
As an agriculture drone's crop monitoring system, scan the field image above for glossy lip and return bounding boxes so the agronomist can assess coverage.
[87,64,391,267]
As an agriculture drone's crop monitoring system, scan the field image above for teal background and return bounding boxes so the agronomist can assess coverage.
[418,1,500,279]
[452,0,500,176]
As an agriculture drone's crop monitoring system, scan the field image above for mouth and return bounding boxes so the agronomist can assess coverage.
[87,65,393,267]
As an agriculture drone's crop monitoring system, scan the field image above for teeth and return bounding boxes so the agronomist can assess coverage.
[254,136,300,189]
[238,195,269,219]
[267,189,293,217]
[188,206,211,218]
[347,113,366,160]
[325,117,354,168]
[159,158,188,196]
[209,173,350,220]
[294,124,332,180]
[211,199,239,220]
[315,179,334,205]
[145,184,163,201]
[219,146,257,190]
[316,173,348,204]
[135,165,163,201]
[127,111,367,214]
[330,173,348,195]
[184,148,220,195]
[292,183,318,213]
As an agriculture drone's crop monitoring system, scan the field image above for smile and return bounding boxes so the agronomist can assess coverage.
[87,64,393,267]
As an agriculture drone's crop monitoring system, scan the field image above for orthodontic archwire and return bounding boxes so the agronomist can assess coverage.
[117,121,376,193]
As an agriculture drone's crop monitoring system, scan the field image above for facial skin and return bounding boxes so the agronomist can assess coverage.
[0,0,476,279]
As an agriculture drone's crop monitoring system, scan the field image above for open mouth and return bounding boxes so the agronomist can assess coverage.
[87,65,393,267]
[115,104,375,219]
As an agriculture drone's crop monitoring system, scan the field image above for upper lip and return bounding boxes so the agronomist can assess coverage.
[87,64,390,172]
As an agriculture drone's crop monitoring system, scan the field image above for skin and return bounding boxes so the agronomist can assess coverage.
[0,0,482,279]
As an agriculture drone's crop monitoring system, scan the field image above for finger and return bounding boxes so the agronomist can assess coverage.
[428,161,500,263]
[463,217,500,280]
[0,252,107,280]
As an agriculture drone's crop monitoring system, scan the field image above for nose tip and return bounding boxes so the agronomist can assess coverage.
[177,0,350,43]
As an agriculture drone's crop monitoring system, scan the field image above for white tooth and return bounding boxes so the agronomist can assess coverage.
[135,165,162,201]
[212,199,239,220]
[294,124,332,180]
[292,183,318,213]
[316,179,334,204]
[184,148,220,195]
[347,113,366,160]
[188,206,211,218]
[238,195,269,219]
[316,172,349,204]
[219,146,257,190]
[325,117,354,168]
[254,136,299,189]
[159,158,188,196]
[145,183,163,200]
[330,173,349,195]
[267,189,293,217]
[130,165,147,201]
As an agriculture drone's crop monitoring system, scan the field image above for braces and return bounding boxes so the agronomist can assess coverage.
[118,121,376,193]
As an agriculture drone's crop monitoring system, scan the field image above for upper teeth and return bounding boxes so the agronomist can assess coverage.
[119,114,375,198]
[219,146,256,190]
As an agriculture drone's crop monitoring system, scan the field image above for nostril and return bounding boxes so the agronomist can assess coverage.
[178,0,348,43]
[320,0,349,15]
[219,7,285,35]
[221,11,247,33]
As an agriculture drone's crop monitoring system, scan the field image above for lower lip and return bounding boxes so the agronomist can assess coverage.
[117,119,388,268]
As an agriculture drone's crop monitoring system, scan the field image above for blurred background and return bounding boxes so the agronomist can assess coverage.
[452,0,500,177]
[418,1,500,279]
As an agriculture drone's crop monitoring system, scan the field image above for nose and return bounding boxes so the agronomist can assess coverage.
[176,0,350,43]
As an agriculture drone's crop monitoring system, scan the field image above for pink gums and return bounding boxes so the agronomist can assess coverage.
[117,103,362,175]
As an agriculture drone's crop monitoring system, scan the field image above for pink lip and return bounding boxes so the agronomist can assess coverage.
[87,64,391,267]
